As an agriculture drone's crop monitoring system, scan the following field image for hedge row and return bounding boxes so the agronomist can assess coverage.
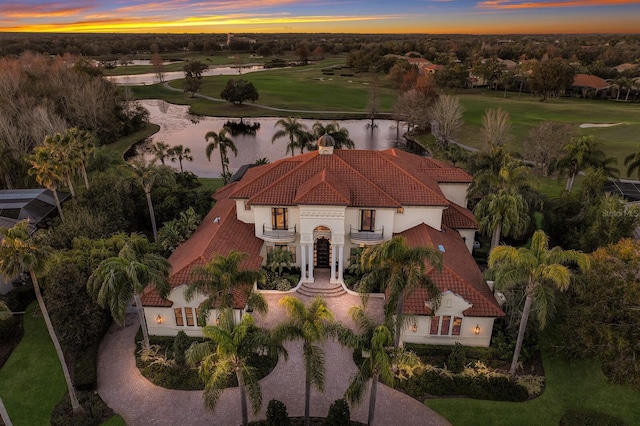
[396,369,529,402]
[560,410,627,426]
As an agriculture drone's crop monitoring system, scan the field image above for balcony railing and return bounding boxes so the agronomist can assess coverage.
[349,225,384,244]
[262,224,296,242]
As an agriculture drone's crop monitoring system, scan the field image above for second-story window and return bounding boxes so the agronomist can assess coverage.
[360,209,375,231]
[272,207,288,230]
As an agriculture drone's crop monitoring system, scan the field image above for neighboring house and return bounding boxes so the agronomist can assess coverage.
[571,74,611,97]
[143,139,504,346]
[0,188,71,295]
[407,57,442,75]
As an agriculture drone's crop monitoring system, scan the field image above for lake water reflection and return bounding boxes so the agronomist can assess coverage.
[138,100,405,178]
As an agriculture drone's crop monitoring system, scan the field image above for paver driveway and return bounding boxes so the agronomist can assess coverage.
[97,272,451,426]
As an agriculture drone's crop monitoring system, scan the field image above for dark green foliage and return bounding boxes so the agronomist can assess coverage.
[43,261,110,351]
[325,399,351,426]
[172,330,191,366]
[0,284,35,312]
[447,342,467,374]
[396,370,529,402]
[0,315,20,343]
[266,399,290,426]
[560,410,627,426]
[220,79,259,105]
[74,343,100,391]
[37,202,115,250]
[76,170,135,233]
[50,391,114,426]
[140,362,204,390]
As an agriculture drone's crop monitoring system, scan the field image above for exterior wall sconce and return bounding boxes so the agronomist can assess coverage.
[155,315,163,325]
[412,322,418,333]
[474,324,481,335]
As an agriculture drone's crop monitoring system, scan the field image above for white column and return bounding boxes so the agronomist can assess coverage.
[338,244,344,282]
[308,243,314,281]
[300,244,307,281]
[330,243,337,282]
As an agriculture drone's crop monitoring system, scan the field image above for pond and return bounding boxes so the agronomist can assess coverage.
[108,65,265,86]
[135,100,408,178]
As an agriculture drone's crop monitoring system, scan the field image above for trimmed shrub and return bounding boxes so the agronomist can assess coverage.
[325,398,350,426]
[51,391,114,426]
[266,399,290,426]
[74,343,100,391]
[447,343,467,374]
[172,330,191,366]
[560,410,626,426]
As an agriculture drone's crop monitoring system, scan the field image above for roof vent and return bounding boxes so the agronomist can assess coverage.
[438,244,445,252]
[213,217,221,223]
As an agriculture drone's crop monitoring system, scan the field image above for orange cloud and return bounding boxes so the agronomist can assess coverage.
[478,0,640,9]
[0,3,90,18]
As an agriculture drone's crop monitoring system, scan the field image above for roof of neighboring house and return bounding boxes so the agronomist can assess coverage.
[397,223,504,318]
[0,188,70,233]
[141,197,264,308]
[573,74,610,90]
[229,149,471,208]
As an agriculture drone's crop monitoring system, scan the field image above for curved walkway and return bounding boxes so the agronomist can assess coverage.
[97,274,450,426]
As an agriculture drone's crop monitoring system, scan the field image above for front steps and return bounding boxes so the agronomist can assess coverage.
[296,281,346,298]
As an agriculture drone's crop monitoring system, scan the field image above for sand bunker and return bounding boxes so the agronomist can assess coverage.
[579,122,624,128]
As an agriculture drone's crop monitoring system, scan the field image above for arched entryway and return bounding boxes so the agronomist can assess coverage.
[315,237,330,268]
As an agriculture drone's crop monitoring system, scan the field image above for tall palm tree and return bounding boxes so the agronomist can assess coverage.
[66,127,96,189]
[205,127,238,183]
[358,236,443,348]
[0,220,80,411]
[472,157,537,251]
[167,144,193,173]
[150,141,171,165]
[623,145,640,179]
[42,132,77,197]
[489,230,589,375]
[272,117,309,157]
[344,307,420,426]
[273,296,339,426]
[554,135,618,191]
[184,251,267,325]
[27,145,66,221]
[87,233,171,349]
[128,159,175,242]
[186,308,287,426]
[312,121,355,150]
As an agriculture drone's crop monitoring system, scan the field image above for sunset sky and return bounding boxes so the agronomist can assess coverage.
[1,0,639,34]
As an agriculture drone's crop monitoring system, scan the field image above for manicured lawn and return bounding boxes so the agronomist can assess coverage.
[106,123,160,162]
[455,90,640,169]
[0,302,67,425]
[426,351,640,425]
[197,177,225,193]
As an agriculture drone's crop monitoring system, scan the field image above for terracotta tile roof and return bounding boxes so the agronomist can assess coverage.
[141,197,264,308]
[294,170,351,205]
[442,202,477,229]
[573,74,610,90]
[396,224,504,318]
[231,149,464,208]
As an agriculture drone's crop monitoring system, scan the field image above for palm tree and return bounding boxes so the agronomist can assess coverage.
[471,157,538,251]
[358,236,443,348]
[150,141,171,165]
[186,308,287,426]
[128,159,176,242]
[272,117,309,157]
[87,233,171,350]
[344,307,420,426]
[312,121,355,149]
[167,144,193,173]
[489,230,590,375]
[66,127,96,190]
[623,145,640,179]
[27,145,66,221]
[42,132,77,197]
[184,251,267,325]
[265,247,293,277]
[554,135,618,191]
[205,127,238,183]
[0,220,81,411]
[273,296,339,426]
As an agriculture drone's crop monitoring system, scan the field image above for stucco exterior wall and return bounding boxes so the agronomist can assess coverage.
[235,199,253,223]
[457,229,476,254]
[439,183,470,207]
[392,206,443,233]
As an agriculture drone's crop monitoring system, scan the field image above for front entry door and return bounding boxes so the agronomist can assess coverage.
[315,238,330,268]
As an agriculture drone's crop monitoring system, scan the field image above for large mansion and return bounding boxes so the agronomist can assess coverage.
[142,141,504,347]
